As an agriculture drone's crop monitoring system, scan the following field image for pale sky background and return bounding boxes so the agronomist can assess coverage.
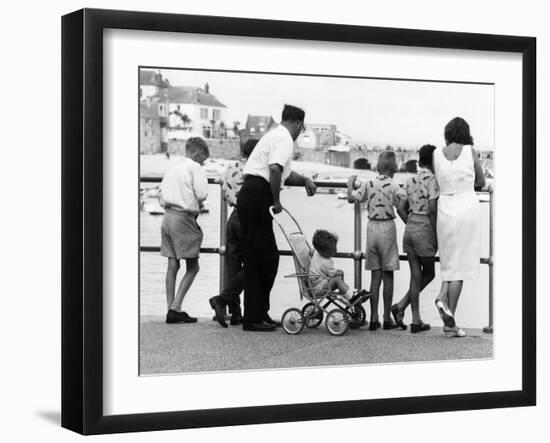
[157,68,494,149]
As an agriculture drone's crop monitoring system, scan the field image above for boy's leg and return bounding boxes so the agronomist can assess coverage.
[381,271,394,321]
[419,256,436,289]
[369,270,382,323]
[165,258,180,310]
[407,255,422,324]
[170,258,200,311]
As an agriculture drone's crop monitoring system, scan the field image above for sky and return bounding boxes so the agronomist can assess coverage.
[156,68,494,149]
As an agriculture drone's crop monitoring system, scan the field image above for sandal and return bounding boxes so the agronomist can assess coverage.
[443,326,466,338]
[435,299,456,328]
[390,304,407,330]
[410,322,431,333]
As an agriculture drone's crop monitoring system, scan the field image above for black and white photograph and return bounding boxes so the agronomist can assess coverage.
[138,67,495,375]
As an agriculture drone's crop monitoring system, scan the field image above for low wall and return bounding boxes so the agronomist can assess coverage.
[168,138,241,159]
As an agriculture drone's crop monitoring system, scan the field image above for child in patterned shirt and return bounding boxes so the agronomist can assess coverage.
[209,138,259,328]
[392,144,439,333]
[347,151,404,330]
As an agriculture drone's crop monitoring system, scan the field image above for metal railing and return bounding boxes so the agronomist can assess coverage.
[140,176,494,332]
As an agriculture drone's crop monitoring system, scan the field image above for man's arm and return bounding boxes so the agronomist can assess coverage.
[471,148,486,190]
[285,170,317,196]
[269,164,283,213]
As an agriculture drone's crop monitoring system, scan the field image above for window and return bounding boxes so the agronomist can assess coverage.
[200,108,208,119]
[213,109,221,120]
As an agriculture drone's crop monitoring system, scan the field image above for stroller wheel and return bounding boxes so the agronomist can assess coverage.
[326,309,350,336]
[282,308,305,335]
[348,304,366,329]
[302,302,324,328]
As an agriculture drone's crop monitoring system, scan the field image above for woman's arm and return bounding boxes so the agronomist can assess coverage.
[471,148,486,190]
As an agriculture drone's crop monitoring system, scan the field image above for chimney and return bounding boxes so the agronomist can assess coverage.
[204,82,210,94]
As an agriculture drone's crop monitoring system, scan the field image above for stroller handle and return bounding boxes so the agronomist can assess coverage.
[269,205,306,237]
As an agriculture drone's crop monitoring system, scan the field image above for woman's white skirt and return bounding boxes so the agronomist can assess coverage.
[437,192,481,281]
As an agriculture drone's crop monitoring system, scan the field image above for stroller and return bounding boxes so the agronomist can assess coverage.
[270,206,370,336]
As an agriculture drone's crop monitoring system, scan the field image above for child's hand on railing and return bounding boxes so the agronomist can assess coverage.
[347,175,357,203]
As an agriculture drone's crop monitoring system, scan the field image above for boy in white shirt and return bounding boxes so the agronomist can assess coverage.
[160,137,209,324]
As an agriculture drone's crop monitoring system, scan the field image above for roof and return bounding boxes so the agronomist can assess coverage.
[152,86,227,108]
[246,115,276,128]
[140,104,160,119]
[139,70,169,87]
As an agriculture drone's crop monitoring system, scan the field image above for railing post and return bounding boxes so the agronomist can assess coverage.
[484,186,494,333]
[219,183,228,294]
[353,202,362,290]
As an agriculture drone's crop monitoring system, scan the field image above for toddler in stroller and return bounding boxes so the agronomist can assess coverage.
[270,207,370,336]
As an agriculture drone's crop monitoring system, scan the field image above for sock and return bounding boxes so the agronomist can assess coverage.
[345,289,354,300]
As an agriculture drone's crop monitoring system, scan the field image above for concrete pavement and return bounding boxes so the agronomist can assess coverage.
[140,316,493,375]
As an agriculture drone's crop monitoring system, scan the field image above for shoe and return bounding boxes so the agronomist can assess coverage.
[263,315,282,327]
[230,311,243,326]
[349,289,370,305]
[242,322,277,331]
[443,326,466,338]
[390,304,407,330]
[369,320,381,331]
[383,320,399,330]
[435,299,456,328]
[410,322,431,333]
[209,296,228,328]
[166,309,197,324]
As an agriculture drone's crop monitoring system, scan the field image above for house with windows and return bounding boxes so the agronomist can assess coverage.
[151,83,227,139]
[297,123,338,149]
[139,70,169,100]
[238,115,277,145]
[139,103,161,154]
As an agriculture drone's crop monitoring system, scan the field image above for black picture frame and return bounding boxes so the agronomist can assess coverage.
[61,8,536,435]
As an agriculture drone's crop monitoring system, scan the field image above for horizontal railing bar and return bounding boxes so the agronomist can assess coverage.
[139,245,491,265]
[140,176,491,195]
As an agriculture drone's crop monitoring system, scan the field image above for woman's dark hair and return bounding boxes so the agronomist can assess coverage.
[281,104,305,123]
[418,144,437,168]
[444,117,474,145]
[312,229,338,255]
[242,138,258,158]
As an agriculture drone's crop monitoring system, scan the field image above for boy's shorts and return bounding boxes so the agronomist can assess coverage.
[403,214,437,257]
[365,219,399,271]
[160,208,203,259]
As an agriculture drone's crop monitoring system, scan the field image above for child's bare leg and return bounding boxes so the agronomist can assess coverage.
[329,277,350,296]
[397,257,435,313]
[165,258,180,310]
[447,280,463,315]
[407,255,422,324]
[381,271,394,321]
[170,258,200,311]
[369,270,382,322]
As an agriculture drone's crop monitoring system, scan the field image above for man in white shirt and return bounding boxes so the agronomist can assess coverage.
[236,105,317,331]
[160,137,209,324]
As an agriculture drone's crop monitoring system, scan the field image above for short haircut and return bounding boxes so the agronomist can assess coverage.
[418,144,437,168]
[444,117,474,145]
[281,104,305,123]
[312,229,338,255]
[185,137,210,157]
[377,151,397,175]
[242,138,259,158]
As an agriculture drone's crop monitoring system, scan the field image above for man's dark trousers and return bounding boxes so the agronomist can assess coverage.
[236,175,279,325]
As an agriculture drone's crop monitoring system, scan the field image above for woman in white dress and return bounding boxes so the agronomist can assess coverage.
[433,117,486,337]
